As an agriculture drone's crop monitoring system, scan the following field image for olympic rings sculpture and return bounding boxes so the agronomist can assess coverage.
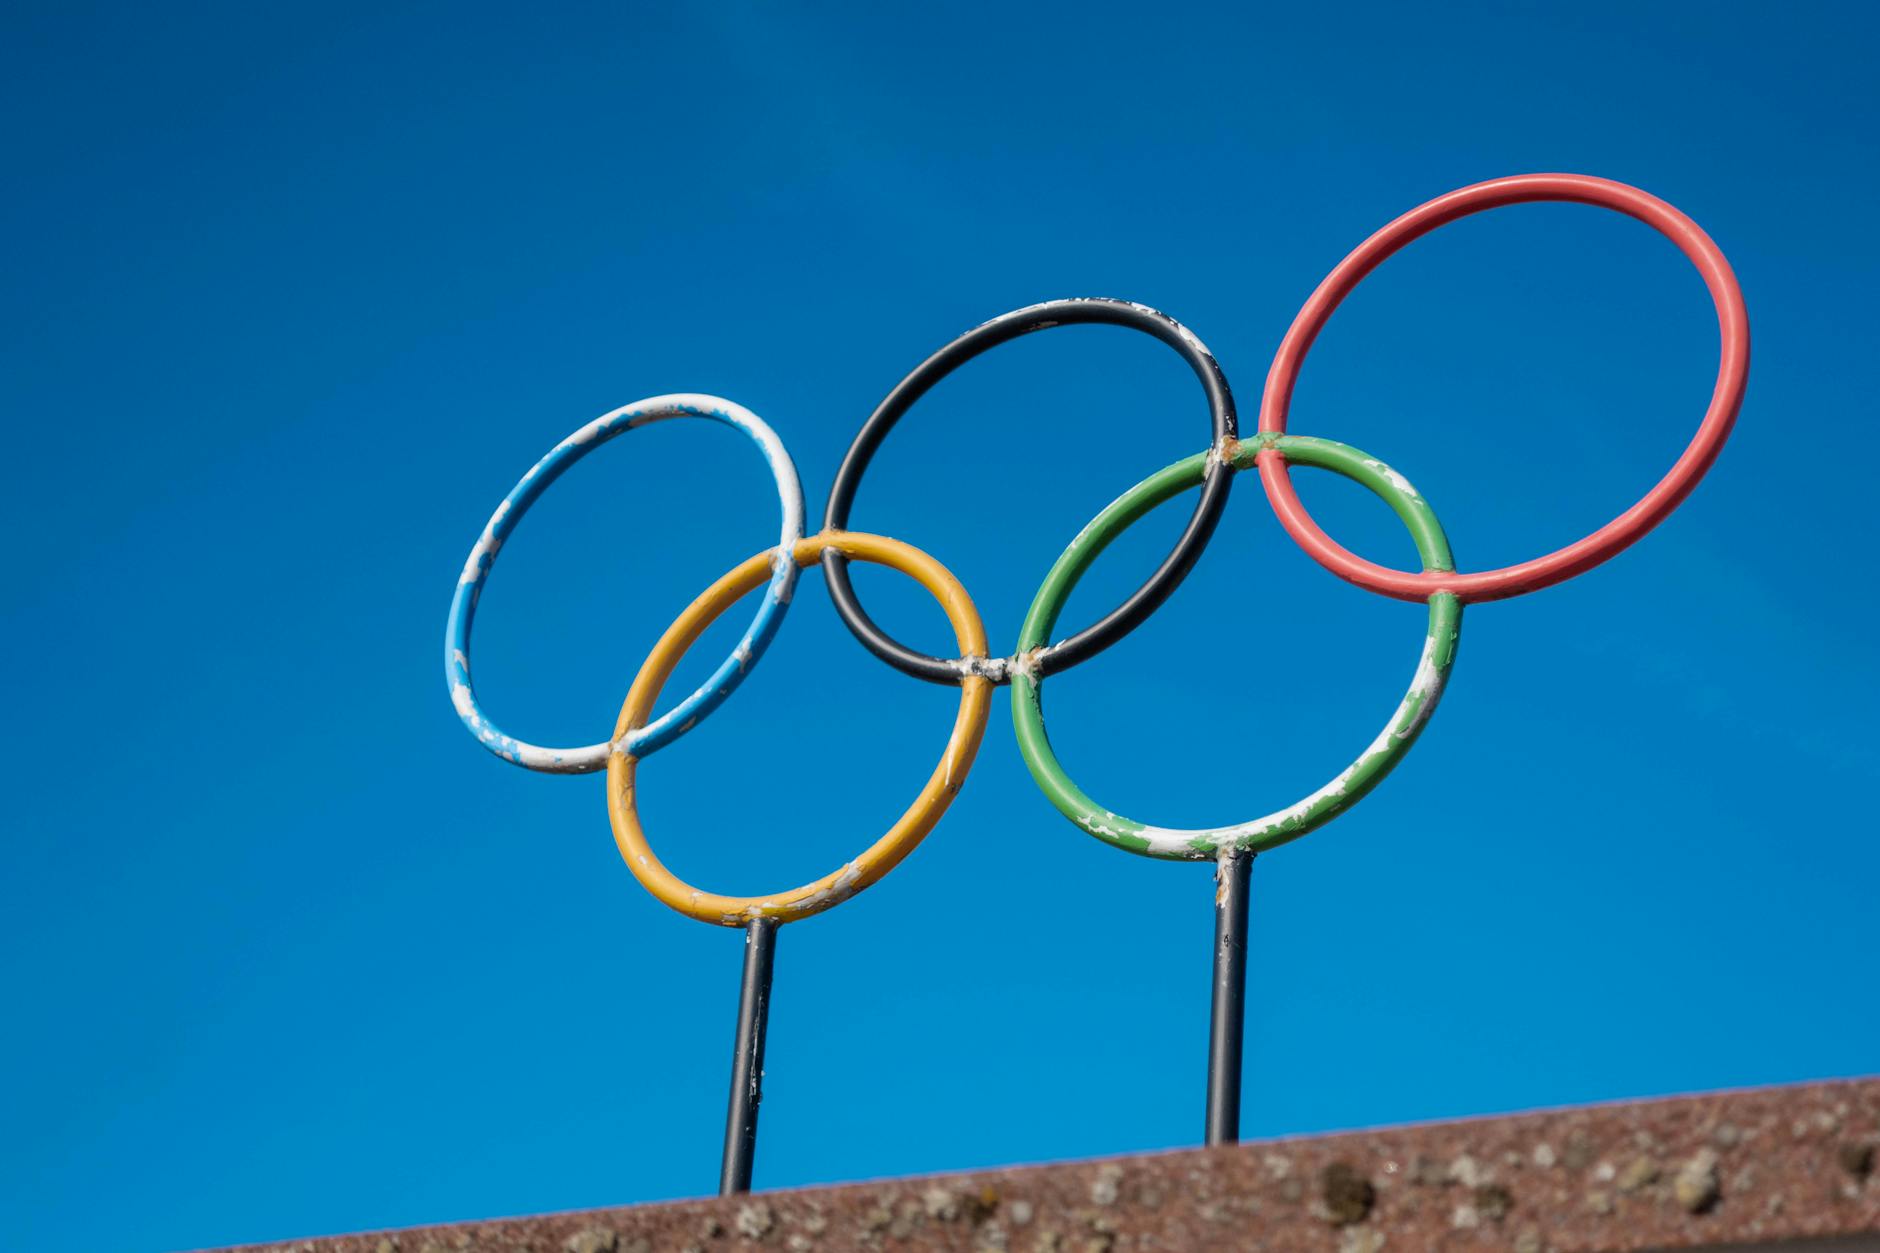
[446,172,1749,925]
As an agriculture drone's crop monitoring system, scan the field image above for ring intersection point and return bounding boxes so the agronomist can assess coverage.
[823,297,1238,687]
[1013,434,1463,860]
[445,394,805,774]
[608,531,992,926]
[1258,172,1748,604]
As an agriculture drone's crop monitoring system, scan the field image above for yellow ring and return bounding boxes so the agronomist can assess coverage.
[607,530,992,926]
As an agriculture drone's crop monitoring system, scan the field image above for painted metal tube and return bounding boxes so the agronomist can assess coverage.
[607,531,991,926]
[822,297,1238,686]
[446,394,805,773]
[1205,851,1253,1146]
[720,918,778,1196]
[1012,434,1462,860]
[1258,173,1748,604]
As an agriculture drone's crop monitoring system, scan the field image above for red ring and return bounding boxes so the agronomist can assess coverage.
[1257,173,1750,604]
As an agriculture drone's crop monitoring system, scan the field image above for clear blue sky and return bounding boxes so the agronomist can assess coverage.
[4,3,1876,1249]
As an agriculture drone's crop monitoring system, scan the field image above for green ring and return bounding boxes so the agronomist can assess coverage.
[1011,434,1464,861]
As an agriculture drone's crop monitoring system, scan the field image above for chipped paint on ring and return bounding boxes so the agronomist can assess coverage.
[1012,435,1463,860]
[607,532,991,926]
[821,296,1238,687]
[1256,173,1749,605]
[444,394,804,773]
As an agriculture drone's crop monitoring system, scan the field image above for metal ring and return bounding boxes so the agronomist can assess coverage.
[446,394,805,773]
[1013,435,1462,859]
[822,297,1238,686]
[1258,173,1749,604]
[608,532,992,926]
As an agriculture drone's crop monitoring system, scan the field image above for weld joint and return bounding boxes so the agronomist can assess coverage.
[956,654,1012,682]
[1005,647,1047,680]
[1206,435,1244,475]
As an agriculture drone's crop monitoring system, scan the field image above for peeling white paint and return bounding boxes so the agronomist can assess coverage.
[1121,632,1448,858]
[1363,458,1421,501]
[445,393,806,775]
[458,499,512,584]
[1007,648,1046,680]
[955,655,1010,682]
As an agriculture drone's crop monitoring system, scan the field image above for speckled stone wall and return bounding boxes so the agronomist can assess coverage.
[207,1078,1880,1253]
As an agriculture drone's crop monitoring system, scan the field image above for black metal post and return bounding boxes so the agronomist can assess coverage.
[720,917,778,1195]
[1205,850,1253,1145]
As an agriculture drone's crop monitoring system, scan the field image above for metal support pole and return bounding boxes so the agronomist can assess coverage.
[1205,850,1253,1145]
[720,917,778,1195]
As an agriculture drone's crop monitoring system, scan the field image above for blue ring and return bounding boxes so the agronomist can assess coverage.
[445,394,805,772]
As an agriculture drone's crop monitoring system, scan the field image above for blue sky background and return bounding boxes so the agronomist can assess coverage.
[4,3,1877,1249]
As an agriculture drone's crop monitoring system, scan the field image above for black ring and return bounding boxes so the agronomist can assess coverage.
[822,297,1239,686]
